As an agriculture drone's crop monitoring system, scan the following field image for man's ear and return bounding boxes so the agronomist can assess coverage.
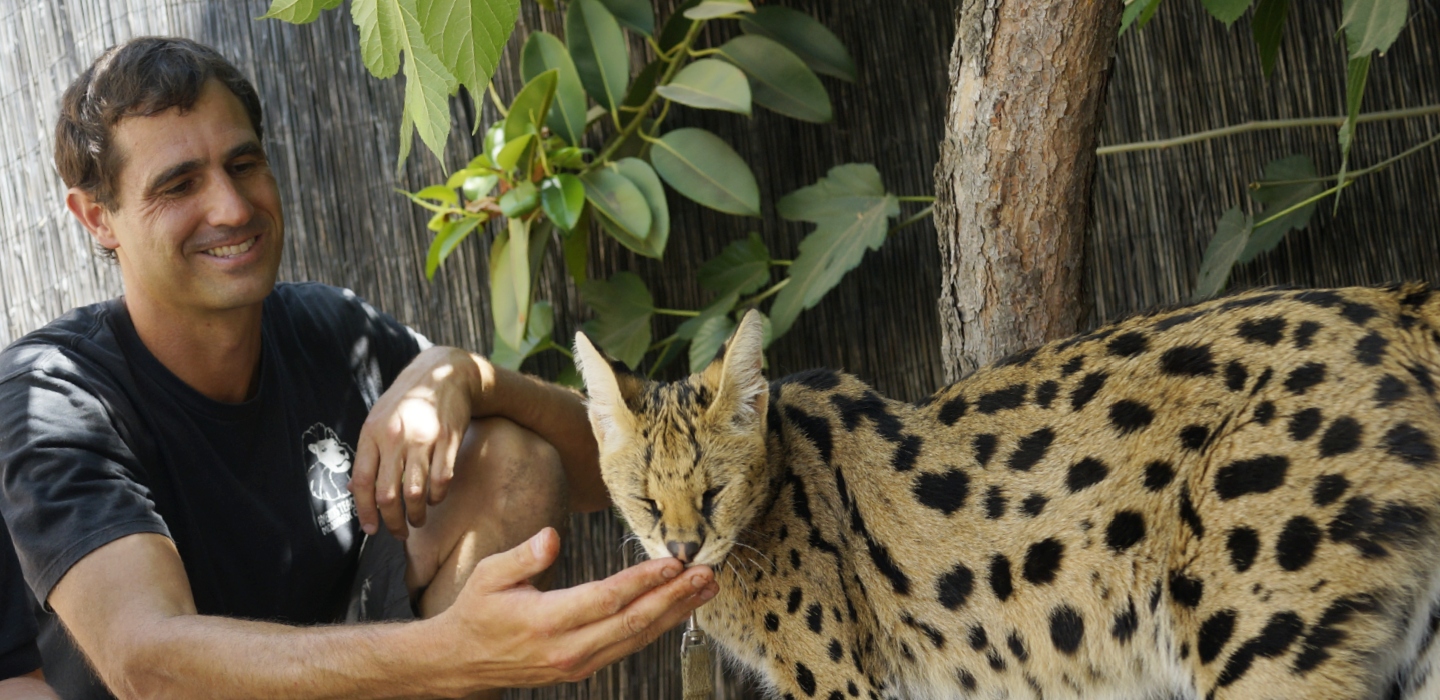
[573,332,637,450]
[711,310,768,427]
[66,187,118,252]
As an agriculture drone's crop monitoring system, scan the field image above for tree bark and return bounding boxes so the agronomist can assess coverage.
[933,0,1121,381]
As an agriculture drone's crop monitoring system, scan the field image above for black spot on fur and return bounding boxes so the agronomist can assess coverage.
[1021,493,1048,517]
[1354,331,1389,366]
[1288,407,1323,441]
[1170,572,1204,608]
[1060,356,1085,376]
[989,554,1013,601]
[958,669,977,691]
[1107,332,1150,357]
[937,564,975,611]
[1293,320,1321,349]
[866,539,910,595]
[765,612,780,631]
[985,486,1006,519]
[1007,632,1029,662]
[1180,425,1209,451]
[789,369,842,391]
[997,347,1040,367]
[891,434,922,473]
[1067,457,1110,493]
[1225,361,1249,391]
[1276,516,1322,571]
[1294,290,1343,309]
[828,640,843,662]
[1023,538,1065,585]
[1284,363,1327,395]
[938,395,968,426]
[1216,611,1304,687]
[1402,288,1433,307]
[972,433,997,467]
[1034,380,1059,409]
[978,384,1028,414]
[796,662,817,696]
[1049,605,1085,655]
[1251,367,1274,394]
[1109,400,1155,434]
[1237,316,1287,345]
[1070,372,1107,411]
[1329,496,1429,558]
[788,588,803,614]
[1341,302,1378,326]
[1312,474,1350,507]
[1384,423,1437,466]
[1160,345,1217,377]
[807,603,824,633]
[791,549,801,569]
[1409,364,1436,396]
[1198,609,1237,664]
[1112,599,1138,643]
[785,406,834,464]
[903,614,946,650]
[1179,486,1205,539]
[1253,401,1276,426]
[1375,375,1410,406]
[987,649,1006,671]
[1318,416,1364,458]
[1293,595,1379,674]
[968,624,988,650]
[1007,428,1055,471]
[1106,511,1146,552]
[913,470,970,515]
[1143,461,1175,491]
[1215,455,1289,500]
[1153,309,1208,332]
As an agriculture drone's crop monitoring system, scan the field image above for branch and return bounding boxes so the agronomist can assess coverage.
[1252,132,1440,188]
[1096,104,1440,156]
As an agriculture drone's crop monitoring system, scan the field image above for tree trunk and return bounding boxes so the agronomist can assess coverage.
[933,0,1121,381]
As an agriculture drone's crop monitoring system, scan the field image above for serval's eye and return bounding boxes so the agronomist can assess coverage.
[701,485,725,520]
[638,497,662,521]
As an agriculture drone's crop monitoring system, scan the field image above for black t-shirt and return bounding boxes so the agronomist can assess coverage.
[0,519,41,680]
[0,283,426,698]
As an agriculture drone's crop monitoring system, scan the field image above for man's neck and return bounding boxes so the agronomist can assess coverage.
[124,293,265,404]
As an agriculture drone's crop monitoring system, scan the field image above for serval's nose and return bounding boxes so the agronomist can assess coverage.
[667,540,701,563]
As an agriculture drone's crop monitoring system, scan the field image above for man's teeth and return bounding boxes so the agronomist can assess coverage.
[205,237,256,258]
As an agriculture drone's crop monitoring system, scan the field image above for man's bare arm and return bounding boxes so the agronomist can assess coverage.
[50,530,714,699]
[0,670,60,700]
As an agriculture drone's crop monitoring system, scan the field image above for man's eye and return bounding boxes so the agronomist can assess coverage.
[164,180,193,196]
[231,160,259,175]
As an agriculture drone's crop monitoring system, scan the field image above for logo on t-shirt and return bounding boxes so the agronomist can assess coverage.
[303,423,357,535]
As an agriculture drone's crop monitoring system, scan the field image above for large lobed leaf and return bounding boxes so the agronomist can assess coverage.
[581,272,655,368]
[1240,154,1321,263]
[699,232,771,299]
[1252,0,1289,76]
[260,0,343,24]
[1342,0,1409,58]
[769,164,899,337]
[1192,207,1252,301]
[350,0,457,162]
[419,0,521,105]
[1200,0,1252,26]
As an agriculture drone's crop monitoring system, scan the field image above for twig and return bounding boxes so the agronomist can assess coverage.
[1252,132,1440,187]
[1096,104,1440,156]
[888,205,935,236]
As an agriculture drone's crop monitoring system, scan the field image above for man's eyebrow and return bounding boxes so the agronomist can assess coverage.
[142,141,266,197]
[225,140,266,162]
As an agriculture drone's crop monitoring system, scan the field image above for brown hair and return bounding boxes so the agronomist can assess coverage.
[54,36,264,212]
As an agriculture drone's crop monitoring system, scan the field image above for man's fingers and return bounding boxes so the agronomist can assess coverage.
[581,585,715,678]
[375,443,409,540]
[469,527,561,594]
[403,447,431,528]
[555,558,684,629]
[349,436,381,536]
[569,566,715,653]
[428,429,461,506]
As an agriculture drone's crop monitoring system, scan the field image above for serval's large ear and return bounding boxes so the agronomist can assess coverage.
[709,310,769,428]
[574,332,638,451]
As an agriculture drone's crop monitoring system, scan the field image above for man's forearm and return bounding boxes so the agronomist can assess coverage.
[469,354,608,512]
[0,671,60,700]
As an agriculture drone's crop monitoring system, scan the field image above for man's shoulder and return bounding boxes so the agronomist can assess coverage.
[0,300,125,387]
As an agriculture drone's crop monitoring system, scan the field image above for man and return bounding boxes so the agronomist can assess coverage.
[0,522,59,699]
[0,37,714,698]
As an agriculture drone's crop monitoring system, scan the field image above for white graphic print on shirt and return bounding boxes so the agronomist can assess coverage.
[303,423,357,535]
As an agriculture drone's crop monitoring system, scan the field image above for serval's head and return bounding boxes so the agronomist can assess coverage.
[574,310,769,568]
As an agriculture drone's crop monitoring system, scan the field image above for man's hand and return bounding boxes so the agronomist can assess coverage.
[435,527,719,692]
[351,346,479,539]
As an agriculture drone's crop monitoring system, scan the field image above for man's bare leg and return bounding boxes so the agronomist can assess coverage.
[403,417,571,698]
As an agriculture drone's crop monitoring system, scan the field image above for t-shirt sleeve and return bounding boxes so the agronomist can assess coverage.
[0,353,170,607]
[289,285,432,405]
[0,521,40,680]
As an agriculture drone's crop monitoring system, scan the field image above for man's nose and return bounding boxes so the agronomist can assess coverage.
[205,173,255,228]
[666,540,701,563]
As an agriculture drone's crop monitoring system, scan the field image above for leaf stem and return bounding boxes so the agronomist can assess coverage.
[896,195,936,202]
[586,20,706,171]
[1253,179,1355,230]
[1096,104,1440,156]
[888,205,935,236]
[654,307,702,317]
[688,48,722,58]
[740,278,790,308]
[770,259,793,266]
[1251,132,1440,188]
[487,81,509,119]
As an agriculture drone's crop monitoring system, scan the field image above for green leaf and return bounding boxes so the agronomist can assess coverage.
[596,0,655,35]
[415,184,459,205]
[580,272,655,368]
[499,181,540,218]
[541,174,586,231]
[688,314,738,373]
[1252,0,1289,76]
[520,32,588,146]
[489,300,555,371]
[768,164,899,337]
[1200,0,1251,25]
[1240,155,1321,263]
[495,133,534,171]
[352,0,457,161]
[581,168,653,245]
[739,6,856,82]
[463,173,499,200]
[259,0,342,24]
[717,35,831,123]
[685,0,755,20]
[351,0,403,77]
[655,59,752,115]
[659,0,703,51]
[1191,207,1252,302]
[650,128,761,217]
[613,158,671,258]
[425,215,482,279]
[490,218,535,349]
[1120,0,1164,35]
[567,0,630,112]
[1341,0,1409,58]
[418,0,521,102]
[699,232,771,298]
[484,123,506,163]
[549,146,590,169]
[563,212,590,283]
[624,60,666,110]
[1336,53,1371,209]
[504,69,558,144]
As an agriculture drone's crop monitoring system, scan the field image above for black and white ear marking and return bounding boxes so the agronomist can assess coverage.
[713,310,769,425]
[573,332,637,449]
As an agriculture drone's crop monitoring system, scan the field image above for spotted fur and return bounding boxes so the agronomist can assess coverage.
[575,283,1440,700]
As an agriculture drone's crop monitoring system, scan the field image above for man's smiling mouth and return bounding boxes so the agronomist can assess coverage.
[201,235,258,258]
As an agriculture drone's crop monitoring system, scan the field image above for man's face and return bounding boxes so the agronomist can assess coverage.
[78,79,283,317]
